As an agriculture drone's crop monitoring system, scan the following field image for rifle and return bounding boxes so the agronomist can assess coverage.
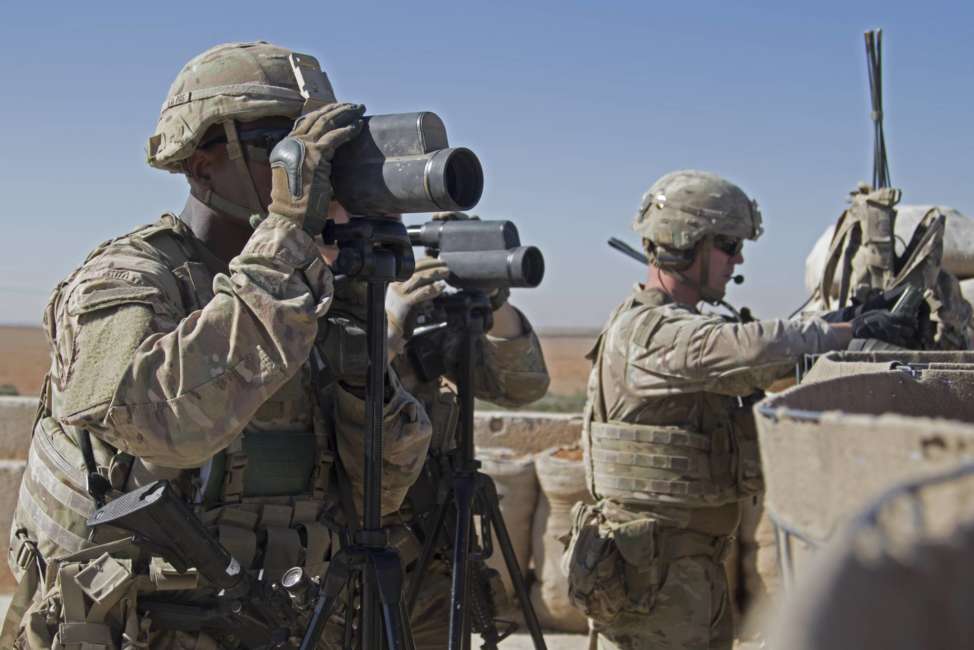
[87,481,299,648]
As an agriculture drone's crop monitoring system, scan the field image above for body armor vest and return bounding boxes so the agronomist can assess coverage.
[11,216,334,584]
[583,288,762,512]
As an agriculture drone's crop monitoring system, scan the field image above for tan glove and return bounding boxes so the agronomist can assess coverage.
[386,257,450,354]
[268,102,365,234]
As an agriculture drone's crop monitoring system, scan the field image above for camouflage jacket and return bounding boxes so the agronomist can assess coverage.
[14,214,431,578]
[583,285,846,532]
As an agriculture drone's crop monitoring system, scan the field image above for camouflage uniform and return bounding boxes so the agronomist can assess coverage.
[563,171,848,650]
[5,42,431,649]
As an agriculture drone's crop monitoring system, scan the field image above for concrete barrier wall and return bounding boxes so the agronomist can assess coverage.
[0,397,33,591]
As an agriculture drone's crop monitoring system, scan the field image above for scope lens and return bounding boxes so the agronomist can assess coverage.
[435,148,483,210]
[513,246,545,288]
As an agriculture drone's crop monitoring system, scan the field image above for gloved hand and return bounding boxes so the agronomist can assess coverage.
[850,309,918,348]
[386,257,450,353]
[820,289,896,323]
[268,102,365,234]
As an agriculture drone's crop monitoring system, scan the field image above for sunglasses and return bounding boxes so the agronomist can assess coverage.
[200,127,292,151]
[713,236,744,257]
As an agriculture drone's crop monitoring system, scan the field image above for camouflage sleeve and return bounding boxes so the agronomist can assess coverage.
[334,369,433,517]
[470,307,550,408]
[630,308,845,396]
[56,215,333,467]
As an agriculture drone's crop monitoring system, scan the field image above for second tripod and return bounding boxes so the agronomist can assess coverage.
[406,291,548,650]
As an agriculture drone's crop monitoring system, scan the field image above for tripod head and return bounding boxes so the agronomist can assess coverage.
[322,218,415,282]
[405,290,492,383]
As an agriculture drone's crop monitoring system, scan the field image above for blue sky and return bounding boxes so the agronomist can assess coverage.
[1,1,971,328]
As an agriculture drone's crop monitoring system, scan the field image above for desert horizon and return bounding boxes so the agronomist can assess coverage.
[0,325,594,405]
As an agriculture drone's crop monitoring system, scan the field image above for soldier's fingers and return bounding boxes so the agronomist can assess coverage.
[290,102,361,138]
[409,281,447,305]
[305,103,365,141]
[316,120,365,155]
[414,257,449,273]
[403,266,450,293]
[288,105,332,137]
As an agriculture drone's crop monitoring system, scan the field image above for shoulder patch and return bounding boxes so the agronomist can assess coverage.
[67,278,165,318]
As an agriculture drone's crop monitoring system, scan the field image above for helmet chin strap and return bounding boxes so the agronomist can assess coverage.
[190,119,268,228]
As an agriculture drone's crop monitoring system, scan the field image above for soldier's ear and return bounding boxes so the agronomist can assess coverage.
[184,147,222,183]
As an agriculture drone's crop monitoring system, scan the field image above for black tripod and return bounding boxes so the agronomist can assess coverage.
[405,291,547,650]
[298,219,416,650]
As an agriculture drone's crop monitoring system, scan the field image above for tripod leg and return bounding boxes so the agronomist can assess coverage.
[299,551,355,650]
[406,494,452,615]
[398,598,417,650]
[371,549,414,650]
[449,476,475,650]
[479,474,548,650]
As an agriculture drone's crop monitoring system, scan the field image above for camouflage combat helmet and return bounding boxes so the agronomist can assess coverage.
[633,170,763,253]
[147,41,336,221]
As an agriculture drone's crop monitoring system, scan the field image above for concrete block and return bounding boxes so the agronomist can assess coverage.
[0,397,38,460]
[475,411,583,455]
[0,460,26,591]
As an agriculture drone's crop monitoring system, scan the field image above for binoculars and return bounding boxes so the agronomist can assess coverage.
[408,220,545,290]
[332,112,484,215]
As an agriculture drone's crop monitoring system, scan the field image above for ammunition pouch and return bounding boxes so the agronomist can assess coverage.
[198,430,324,504]
[563,501,658,623]
[563,501,732,624]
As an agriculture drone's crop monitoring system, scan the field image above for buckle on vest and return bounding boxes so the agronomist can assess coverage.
[13,531,38,571]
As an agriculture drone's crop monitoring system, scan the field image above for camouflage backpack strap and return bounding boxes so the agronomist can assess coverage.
[821,187,902,309]
[820,210,859,310]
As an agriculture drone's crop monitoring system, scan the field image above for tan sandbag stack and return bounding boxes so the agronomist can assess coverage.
[477,446,539,599]
[737,497,780,614]
[530,446,592,633]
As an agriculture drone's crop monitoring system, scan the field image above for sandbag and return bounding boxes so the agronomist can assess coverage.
[530,446,592,633]
[738,497,780,614]
[961,278,974,309]
[805,205,974,295]
[477,447,538,599]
